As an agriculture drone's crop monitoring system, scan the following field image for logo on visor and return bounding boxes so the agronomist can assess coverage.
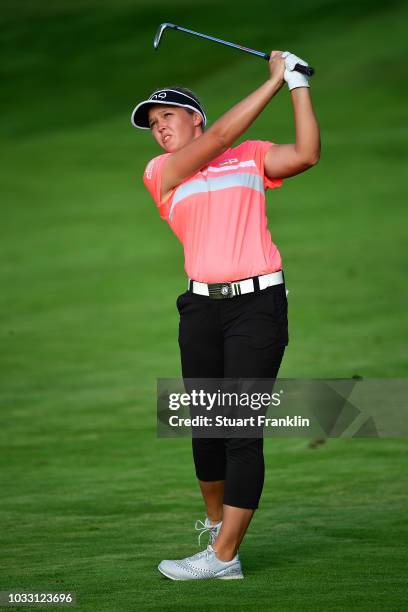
[151,92,167,100]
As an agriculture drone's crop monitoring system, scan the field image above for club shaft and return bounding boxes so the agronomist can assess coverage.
[172,25,269,60]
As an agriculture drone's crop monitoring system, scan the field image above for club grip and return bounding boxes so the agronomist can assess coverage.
[295,63,314,77]
[264,53,315,76]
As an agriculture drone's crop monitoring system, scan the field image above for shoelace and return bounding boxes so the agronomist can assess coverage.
[198,547,212,561]
[194,519,220,546]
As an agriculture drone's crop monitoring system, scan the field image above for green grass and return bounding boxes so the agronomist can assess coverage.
[1,434,407,610]
[1,0,407,610]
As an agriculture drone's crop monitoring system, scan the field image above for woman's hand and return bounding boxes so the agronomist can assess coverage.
[268,50,285,85]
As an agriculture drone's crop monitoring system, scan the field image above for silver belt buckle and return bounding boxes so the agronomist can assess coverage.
[221,283,232,298]
[208,282,233,299]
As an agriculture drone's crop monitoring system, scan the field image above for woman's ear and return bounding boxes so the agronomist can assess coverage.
[193,112,203,128]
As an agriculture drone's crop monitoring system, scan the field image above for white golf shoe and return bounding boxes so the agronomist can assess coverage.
[158,544,244,580]
[194,517,222,546]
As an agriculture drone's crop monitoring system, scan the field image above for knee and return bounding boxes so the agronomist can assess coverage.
[225,438,264,462]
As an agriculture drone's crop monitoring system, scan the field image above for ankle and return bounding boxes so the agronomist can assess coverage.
[212,544,237,562]
[207,515,222,525]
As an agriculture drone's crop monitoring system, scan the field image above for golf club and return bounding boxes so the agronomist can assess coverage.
[153,23,314,76]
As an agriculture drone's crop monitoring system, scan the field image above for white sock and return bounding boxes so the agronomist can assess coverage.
[206,516,222,526]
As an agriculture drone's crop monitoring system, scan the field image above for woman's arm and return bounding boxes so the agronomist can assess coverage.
[161,52,286,200]
[264,87,320,179]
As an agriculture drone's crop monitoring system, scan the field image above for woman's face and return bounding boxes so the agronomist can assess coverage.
[148,104,202,152]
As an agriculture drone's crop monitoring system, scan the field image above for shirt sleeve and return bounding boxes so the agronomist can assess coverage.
[142,153,172,219]
[246,140,283,191]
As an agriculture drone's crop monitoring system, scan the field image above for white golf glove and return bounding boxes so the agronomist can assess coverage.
[282,51,310,91]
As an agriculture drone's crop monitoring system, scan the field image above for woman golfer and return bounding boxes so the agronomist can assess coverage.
[131,50,320,580]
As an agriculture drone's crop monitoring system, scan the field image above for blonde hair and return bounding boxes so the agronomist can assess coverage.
[158,85,205,130]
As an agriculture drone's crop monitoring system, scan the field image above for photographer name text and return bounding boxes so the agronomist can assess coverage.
[168,415,310,428]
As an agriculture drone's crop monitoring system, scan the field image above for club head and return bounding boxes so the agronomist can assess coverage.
[153,23,176,49]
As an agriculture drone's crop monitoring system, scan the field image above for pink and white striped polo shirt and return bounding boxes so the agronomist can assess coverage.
[143,140,283,283]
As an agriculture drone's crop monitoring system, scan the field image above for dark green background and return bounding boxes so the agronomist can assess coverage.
[1,1,407,610]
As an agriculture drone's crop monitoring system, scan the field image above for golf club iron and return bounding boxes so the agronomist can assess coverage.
[154,23,314,76]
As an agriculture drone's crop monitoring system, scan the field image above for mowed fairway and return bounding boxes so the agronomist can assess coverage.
[1,0,407,610]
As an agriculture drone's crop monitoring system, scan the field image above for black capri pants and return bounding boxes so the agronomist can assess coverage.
[177,281,288,510]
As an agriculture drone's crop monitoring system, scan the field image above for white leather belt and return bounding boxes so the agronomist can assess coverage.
[188,270,284,299]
